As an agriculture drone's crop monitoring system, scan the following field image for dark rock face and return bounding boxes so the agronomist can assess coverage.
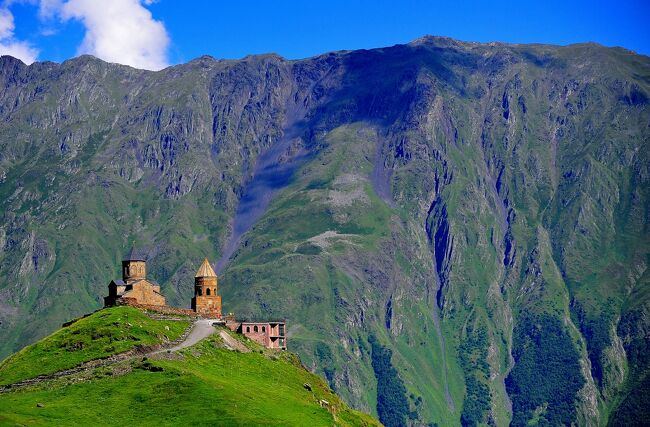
[0,38,649,425]
[426,196,453,310]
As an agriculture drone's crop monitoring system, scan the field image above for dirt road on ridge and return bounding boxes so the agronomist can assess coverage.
[152,319,217,354]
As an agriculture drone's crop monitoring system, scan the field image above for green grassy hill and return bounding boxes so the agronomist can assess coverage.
[0,307,379,426]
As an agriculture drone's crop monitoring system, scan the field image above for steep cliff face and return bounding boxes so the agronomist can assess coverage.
[0,37,648,425]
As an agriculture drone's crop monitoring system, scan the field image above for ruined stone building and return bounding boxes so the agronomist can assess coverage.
[104,247,166,307]
[238,321,287,350]
[191,258,222,317]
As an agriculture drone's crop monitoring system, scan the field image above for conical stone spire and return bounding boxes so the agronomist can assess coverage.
[195,258,217,278]
[123,246,146,262]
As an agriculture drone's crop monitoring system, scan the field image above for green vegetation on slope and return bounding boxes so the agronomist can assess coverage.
[368,335,410,427]
[458,326,491,427]
[0,307,189,386]
[0,310,378,427]
[608,374,650,427]
[608,289,650,425]
[505,314,585,426]
[222,123,465,425]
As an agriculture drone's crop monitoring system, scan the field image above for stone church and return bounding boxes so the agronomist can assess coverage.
[103,249,286,349]
[103,247,166,307]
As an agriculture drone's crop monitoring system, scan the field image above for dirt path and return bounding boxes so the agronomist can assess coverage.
[151,320,217,354]
[219,330,250,352]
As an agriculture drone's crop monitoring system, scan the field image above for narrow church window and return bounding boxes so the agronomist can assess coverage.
[262,326,266,333]
[254,326,258,332]
[198,289,202,296]
[206,288,211,296]
[246,326,250,333]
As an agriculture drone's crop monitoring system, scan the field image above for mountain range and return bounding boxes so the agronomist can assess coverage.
[0,36,648,426]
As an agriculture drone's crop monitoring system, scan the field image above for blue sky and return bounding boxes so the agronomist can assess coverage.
[1,0,649,70]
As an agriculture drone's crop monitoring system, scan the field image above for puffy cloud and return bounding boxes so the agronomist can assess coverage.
[0,7,13,38]
[57,0,169,70]
[0,0,170,69]
[0,6,39,64]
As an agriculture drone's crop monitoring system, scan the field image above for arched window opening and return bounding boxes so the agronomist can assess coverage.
[254,326,258,332]
[198,289,202,296]
[246,326,250,333]
[206,288,211,296]
[262,326,266,333]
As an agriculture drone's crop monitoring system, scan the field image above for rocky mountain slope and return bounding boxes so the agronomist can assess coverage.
[0,36,648,426]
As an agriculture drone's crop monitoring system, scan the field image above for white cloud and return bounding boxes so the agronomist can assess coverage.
[57,0,169,70]
[0,7,14,38]
[0,6,39,64]
[37,0,62,19]
[0,0,170,69]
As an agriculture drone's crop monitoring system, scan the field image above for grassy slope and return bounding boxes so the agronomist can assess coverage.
[0,307,189,386]
[0,311,378,427]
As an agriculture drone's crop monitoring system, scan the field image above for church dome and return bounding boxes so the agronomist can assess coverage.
[195,258,217,278]
[123,246,147,262]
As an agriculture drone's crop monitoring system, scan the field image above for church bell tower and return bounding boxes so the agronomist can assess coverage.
[191,258,222,318]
